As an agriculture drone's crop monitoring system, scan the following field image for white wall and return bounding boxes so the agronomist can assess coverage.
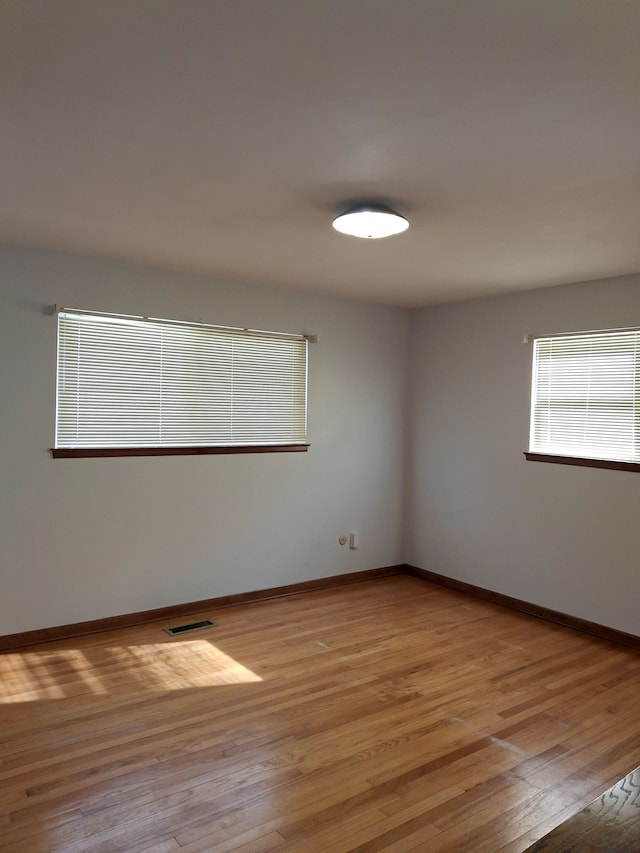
[5,242,638,639]
[0,244,408,634]
[405,274,640,636]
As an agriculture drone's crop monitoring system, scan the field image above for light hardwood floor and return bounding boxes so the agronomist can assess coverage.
[2,575,640,852]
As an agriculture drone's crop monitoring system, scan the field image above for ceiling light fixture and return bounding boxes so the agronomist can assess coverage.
[332,203,409,239]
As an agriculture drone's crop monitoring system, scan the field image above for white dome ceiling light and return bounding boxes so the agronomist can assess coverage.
[332,203,409,239]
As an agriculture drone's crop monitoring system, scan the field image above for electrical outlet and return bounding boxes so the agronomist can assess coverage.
[338,535,347,546]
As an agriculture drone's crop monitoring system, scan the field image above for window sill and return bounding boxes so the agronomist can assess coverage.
[524,452,640,473]
[51,444,310,459]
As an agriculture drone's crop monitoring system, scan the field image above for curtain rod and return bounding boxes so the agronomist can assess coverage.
[51,305,317,343]
[522,325,640,344]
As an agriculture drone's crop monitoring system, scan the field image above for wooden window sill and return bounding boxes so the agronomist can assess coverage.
[524,452,640,473]
[51,445,310,459]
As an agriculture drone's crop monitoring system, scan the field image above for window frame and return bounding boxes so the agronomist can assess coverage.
[51,309,311,459]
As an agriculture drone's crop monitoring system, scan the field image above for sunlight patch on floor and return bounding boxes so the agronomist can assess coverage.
[0,639,262,703]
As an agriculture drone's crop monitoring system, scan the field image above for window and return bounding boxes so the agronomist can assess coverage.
[53,310,309,457]
[527,328,640,470]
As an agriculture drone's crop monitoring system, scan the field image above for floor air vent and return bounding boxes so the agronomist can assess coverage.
[164,619,217,636]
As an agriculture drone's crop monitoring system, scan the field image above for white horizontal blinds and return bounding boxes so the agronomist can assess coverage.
[530,330,640,462]
[57,315,164,447]
[230,332,307,444]
[56,312,308,448]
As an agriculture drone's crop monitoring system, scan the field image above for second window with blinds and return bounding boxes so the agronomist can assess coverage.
[527,327,640,470]
[54,310,310,458]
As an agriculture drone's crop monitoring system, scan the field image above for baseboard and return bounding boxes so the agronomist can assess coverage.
[404,564,640,652]
[5,563,637,653]
[0,565,404,651]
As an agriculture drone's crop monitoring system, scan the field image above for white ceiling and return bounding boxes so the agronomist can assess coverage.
[2,0,640,307]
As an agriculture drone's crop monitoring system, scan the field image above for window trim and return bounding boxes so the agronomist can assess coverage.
[51,444,309,459]
[524,451,640,474]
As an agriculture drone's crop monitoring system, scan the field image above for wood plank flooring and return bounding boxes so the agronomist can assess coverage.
[2,575,640,852]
